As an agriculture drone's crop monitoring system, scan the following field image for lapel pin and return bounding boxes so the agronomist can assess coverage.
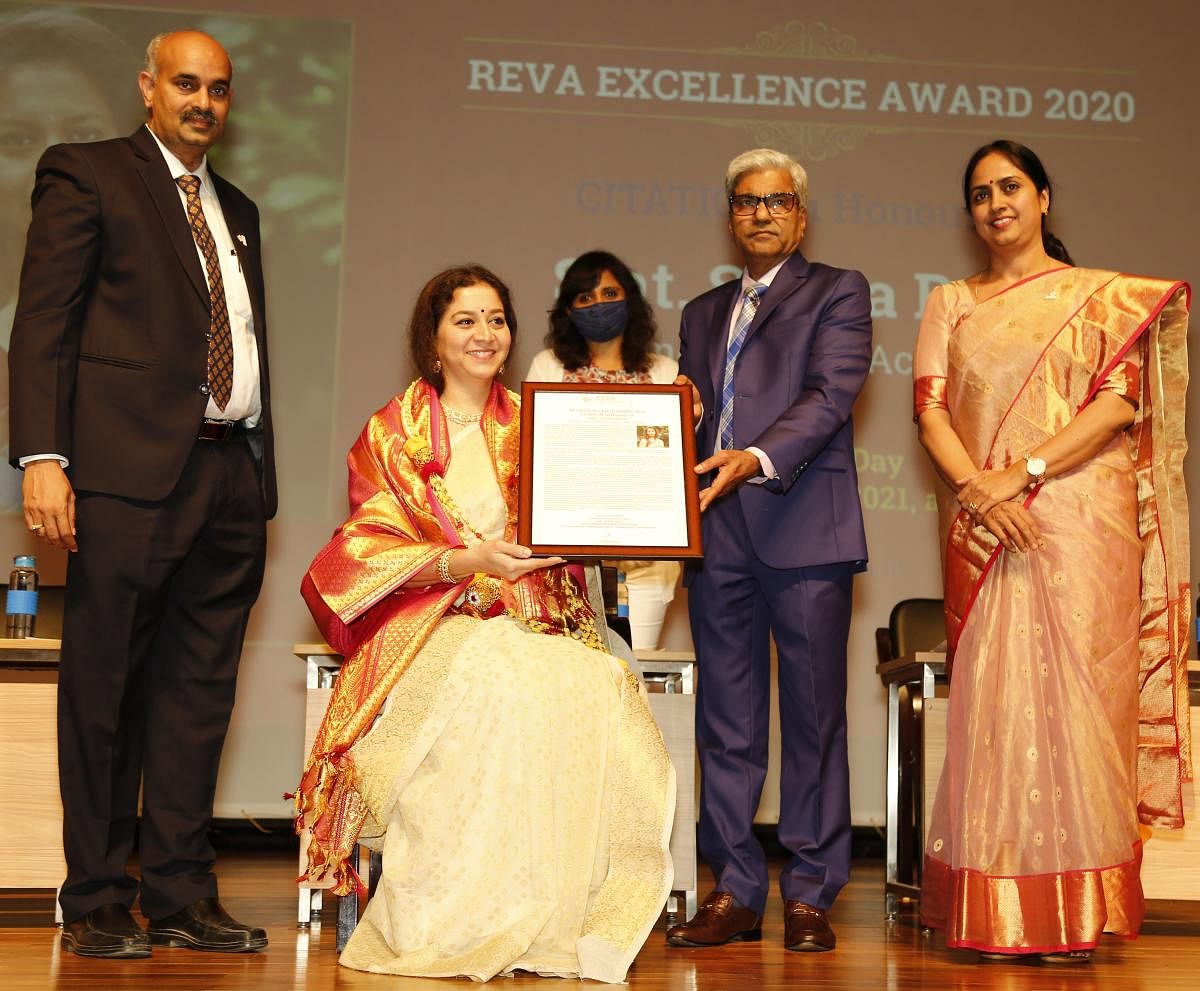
[236,234,248,246]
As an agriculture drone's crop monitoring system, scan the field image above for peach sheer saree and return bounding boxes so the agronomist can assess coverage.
[913,269,1191,953]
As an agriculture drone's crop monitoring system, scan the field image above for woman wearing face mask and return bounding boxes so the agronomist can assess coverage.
[526,251,680,650]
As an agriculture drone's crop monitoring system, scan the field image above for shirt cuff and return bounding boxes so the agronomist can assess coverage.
[19,454,69,469]
[746,446,775,484]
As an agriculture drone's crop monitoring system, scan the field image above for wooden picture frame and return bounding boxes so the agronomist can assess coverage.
[518,382,703,559]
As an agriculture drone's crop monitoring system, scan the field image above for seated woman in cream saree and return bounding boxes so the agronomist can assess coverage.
[294,378,675,982]
[913,267,1191,956]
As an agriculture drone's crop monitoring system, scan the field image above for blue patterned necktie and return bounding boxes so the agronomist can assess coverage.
[718,284,763,449]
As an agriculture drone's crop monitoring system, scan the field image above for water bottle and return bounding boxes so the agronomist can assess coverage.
[608,568,633,646]
[6,554,39,639]
[601,564,632,648]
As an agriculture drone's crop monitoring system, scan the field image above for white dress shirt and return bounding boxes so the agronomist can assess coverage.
[147,125,261,426]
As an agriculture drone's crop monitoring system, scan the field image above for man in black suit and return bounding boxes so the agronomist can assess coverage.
[9,30,275,958]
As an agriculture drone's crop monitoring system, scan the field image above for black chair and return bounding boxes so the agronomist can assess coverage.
[336,847,382,951]
[875,597,944,891]
[875,597,944,667]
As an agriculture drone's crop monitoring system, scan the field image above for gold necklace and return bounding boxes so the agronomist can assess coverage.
[970,268,990,303]
[441,404,482,425]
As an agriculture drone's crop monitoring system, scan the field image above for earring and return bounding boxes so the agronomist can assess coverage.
[499,364,506,375]
[433,359,442,373]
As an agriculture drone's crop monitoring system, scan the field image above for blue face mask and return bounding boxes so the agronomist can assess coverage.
[568,299,628,343]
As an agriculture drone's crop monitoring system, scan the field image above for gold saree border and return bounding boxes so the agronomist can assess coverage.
[921,842,1144,953]
[913,374,948,421]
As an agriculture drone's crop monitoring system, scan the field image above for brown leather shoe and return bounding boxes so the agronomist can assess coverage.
[784,900,836,951]
[666,891,762,946]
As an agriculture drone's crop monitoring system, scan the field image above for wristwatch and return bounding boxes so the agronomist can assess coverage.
[1025,455,1047,487]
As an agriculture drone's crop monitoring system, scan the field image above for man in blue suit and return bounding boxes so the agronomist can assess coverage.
[667,148,871,952]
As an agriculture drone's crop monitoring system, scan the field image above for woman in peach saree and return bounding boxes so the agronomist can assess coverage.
[913,141,1191,962]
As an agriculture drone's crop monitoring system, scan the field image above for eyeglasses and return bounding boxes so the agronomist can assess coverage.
[728,192,799,216]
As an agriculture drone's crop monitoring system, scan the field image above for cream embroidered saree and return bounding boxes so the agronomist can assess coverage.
[295,380,676,981]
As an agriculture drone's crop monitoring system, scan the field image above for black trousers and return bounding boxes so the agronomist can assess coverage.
[56,437,266,923]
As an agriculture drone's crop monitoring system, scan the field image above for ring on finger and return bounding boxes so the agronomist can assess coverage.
[29,522,44,532]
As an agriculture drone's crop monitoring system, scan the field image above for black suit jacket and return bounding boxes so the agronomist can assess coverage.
[8,126,276,517]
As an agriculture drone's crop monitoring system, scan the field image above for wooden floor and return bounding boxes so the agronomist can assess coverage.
[4,852,1200,990]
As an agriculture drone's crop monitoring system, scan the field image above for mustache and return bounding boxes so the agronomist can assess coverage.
[181,108,220,127]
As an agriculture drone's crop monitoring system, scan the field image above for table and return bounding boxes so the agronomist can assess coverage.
[876,650,944,918]
[635,648,698,921]
[0,638,64,925]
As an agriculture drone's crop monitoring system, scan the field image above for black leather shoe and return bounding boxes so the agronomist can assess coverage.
[148,898,267,953]
[61,903,151,959]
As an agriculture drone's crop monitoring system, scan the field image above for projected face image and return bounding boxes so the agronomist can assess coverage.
[0,61,118,285]
[966,152,1049,254]
[728,166,807,278]
[435,283,512,394]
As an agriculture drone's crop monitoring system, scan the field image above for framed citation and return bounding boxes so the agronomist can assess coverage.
[518,382,703,559]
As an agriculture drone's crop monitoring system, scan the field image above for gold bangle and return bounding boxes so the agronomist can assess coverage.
[436,549,458,584]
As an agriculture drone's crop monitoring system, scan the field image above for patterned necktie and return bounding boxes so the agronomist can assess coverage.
[718,284,763,450]
[176,174,234,410]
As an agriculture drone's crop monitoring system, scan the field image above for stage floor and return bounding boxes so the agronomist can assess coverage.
[5,852,1199,990]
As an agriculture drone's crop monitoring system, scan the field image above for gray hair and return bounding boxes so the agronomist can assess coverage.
[144,30,217,79]
[724,148,809,210]
[143,32,169,78]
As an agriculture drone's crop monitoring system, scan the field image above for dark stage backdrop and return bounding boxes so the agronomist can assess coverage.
[2,0,1196,828]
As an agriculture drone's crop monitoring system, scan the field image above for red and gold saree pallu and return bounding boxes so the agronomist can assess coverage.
[292,379,602,894]
[914,269,1191,952]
